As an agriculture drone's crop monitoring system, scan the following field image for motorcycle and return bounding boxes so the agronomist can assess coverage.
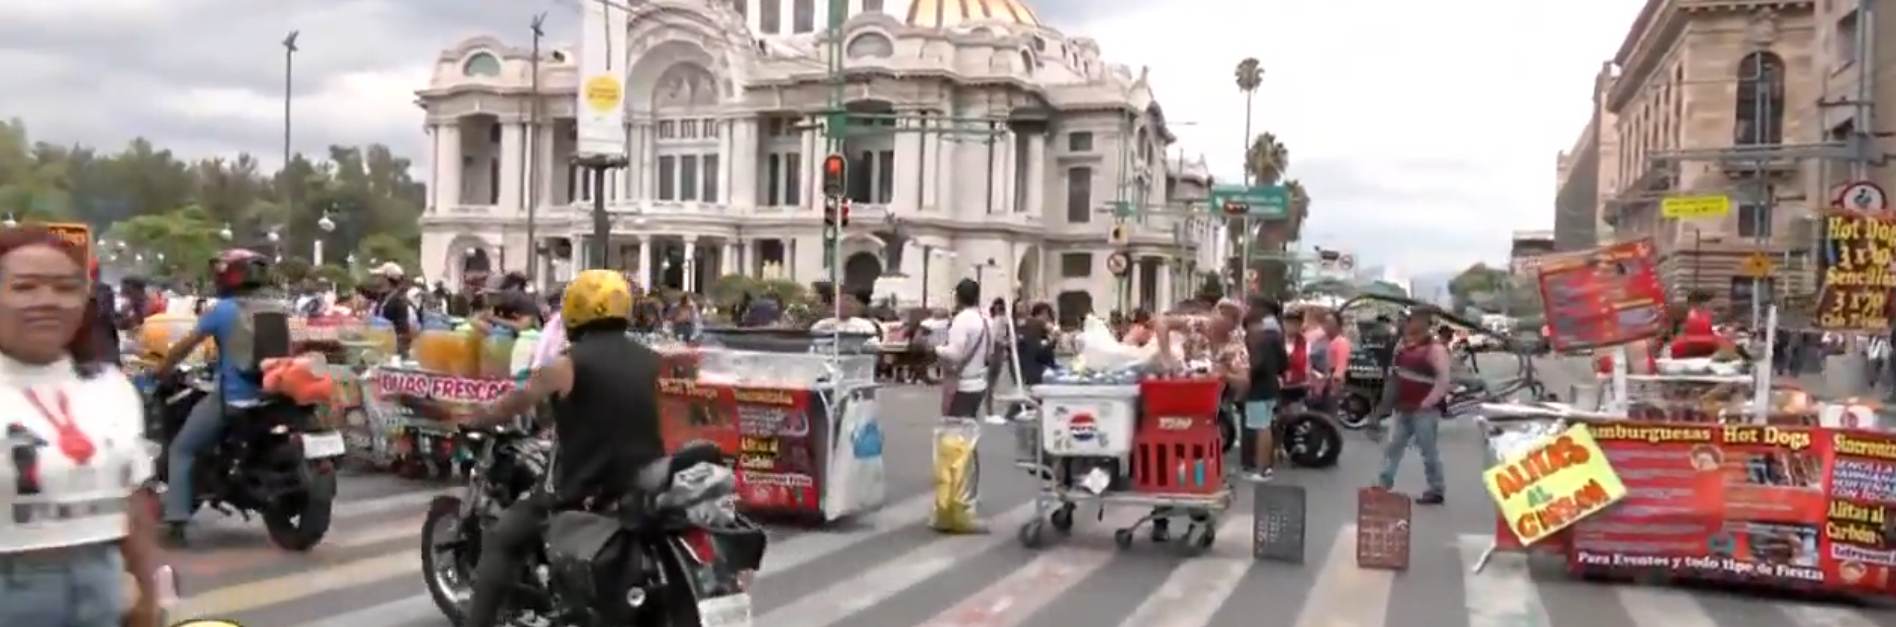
[422,424,766,627]
[142,363,341,551]
[1218,400,1342,468]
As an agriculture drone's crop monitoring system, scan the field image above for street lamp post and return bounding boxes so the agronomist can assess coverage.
[526,12,546,287]
[315,211,336,266]
[283,31,299,217]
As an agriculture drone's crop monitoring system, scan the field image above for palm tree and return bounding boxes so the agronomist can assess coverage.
[1234,58,1263,185]
[1283,178,1309,239]
[1246,132,1289,186]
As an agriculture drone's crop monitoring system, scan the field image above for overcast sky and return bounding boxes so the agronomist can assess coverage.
[0,0,1647,277]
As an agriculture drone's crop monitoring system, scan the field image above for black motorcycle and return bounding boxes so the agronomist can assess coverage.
[1217,400,1342,468]
[421,425,766,627]
[144,363,341,551]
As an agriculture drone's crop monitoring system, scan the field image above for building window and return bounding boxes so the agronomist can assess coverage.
[1836,11,1860,67]
[703,155,720,203]
[764,154,781,205]
[462,52,501,77]
[704,119,720,138]
[784,152,803,206]
[846,33,894,59]
[1067,167,1093,223]
[1738,198,1773,238]
[658,156,677,201]
[733,0,746,18]
[681,120,698,139]
[876,150,894,204]
[793,0,814,33]
[1069,132,1093,152]
[680,155,699,201]
[657,121,677,139]
[1734,51,1785,146]
[1061,253,1092,278]
[760,0,781,34]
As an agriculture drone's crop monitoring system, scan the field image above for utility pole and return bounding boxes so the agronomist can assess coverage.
[527,12,546,285]
[283,30,299,244]
[578,0,627,270]
[824,0,847,328]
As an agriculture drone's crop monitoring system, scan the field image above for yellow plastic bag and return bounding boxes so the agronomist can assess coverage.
[928,417,982,533]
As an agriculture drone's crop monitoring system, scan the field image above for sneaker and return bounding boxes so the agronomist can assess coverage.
[1417,491,1446,505]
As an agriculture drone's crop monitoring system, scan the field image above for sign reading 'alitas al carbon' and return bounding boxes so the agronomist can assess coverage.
[1483,424,1628,545]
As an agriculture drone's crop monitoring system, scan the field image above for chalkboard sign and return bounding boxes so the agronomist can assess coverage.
[1356,487,1411,571]
[1253,483,1305,563]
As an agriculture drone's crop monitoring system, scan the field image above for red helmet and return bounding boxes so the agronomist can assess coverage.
[210,248,270,293]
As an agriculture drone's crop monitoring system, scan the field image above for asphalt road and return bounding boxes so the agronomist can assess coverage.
[162,355,1896,627]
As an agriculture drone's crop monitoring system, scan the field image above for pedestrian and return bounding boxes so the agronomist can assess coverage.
[1243,296,1287,480]
[0,226,164,627]
[937,279,993,420]
[1374,306,1453,504]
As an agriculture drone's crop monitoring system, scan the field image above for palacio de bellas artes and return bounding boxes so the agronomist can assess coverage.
[415,0,1226,315]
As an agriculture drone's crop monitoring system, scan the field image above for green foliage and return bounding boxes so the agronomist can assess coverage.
[1301,277,1358,299]
[0,118,424,288]
[756,279,813,307]
[1363,280,1408,298]
[1448,263,1542,317]
[706,274,760,310]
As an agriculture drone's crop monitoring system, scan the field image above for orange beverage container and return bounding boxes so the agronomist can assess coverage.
[413,325,461,373]
[454,325,484,377]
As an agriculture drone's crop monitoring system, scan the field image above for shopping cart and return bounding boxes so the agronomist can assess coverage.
[1015,377,1235,553]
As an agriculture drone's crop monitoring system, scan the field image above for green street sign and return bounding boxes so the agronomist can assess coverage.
[1209,184,1290,218]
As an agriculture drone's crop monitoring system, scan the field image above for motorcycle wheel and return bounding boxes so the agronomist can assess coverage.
[264,463,334,552]
[421,495,478,624]
[1335,391,1375,430]
[1281,412,1342,468]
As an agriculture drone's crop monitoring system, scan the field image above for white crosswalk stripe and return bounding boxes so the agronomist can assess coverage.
[155,488,1896,627]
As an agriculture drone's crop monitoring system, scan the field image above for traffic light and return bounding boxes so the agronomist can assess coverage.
[839,198,851,228]
[1222,200,1248,216]
[823,195,839,226]
[822,154,847,197]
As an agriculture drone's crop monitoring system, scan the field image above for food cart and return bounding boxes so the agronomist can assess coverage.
[657,329,888,521]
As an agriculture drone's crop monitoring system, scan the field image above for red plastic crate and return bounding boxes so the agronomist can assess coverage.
[1140,378,1224,417]
[1130,428,1224,495]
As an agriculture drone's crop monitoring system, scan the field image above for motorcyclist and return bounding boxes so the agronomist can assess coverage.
[461,269,666,627]
[152,248,285,544]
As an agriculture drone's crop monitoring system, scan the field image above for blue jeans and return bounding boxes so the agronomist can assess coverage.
[0,542,127,627]
[165,392,228,523]
[1376,408,1445,494]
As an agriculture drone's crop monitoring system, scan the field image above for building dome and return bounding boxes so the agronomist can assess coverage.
[902,0,1040,29]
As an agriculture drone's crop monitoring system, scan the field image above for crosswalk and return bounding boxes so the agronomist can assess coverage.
[161,485,1896,627]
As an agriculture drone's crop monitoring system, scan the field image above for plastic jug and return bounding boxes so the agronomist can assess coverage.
[510,329,542,378]
[413,323,461,374]
[455,324,484,378]
[364,317,398,358]
[136,313,216,363]
[480,328,516,379]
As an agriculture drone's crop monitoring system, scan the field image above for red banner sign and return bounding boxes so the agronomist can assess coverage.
[1536,239,1668,352]
[658,378,827,515]
[1560,421,1896,593]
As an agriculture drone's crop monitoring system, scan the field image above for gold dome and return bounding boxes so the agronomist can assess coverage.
[904,0,1041,29]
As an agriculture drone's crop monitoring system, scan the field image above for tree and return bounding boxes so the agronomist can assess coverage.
[1246,132,1290,187]
[1302,277,1357,299]
[1364,280,1408,298]
[104,205,223,284]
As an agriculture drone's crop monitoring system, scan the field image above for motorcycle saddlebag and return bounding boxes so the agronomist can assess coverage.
[546,510,639,610]
[706,519,768,573]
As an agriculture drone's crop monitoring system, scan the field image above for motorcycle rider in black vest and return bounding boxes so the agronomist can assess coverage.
[460,269,666,627]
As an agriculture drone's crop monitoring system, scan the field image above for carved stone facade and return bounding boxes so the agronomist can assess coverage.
[415,0,1216,316]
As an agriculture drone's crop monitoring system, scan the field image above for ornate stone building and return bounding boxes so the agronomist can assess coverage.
[415,0,1212,316]
[1590,0,1823,312]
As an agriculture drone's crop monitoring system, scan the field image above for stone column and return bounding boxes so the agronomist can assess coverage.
[731,118,758,209]
[1156,257,1173,307]
[801,119,820,210]
[499,122,524,214]
[920,114,940,211]
[437,122,463,209]
[682,236,699,293]
[721,239,738,279]
[1026,131,1046,218]
[892,112,921,212]
[644,123,659,203]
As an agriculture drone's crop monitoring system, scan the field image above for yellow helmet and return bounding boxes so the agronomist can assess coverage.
[562,269,632,330]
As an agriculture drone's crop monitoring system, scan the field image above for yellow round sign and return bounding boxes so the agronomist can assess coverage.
[583,75,623,113]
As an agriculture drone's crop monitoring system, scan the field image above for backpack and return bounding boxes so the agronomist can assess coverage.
[222,296,292,382]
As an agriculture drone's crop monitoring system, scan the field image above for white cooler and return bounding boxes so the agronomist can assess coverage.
[1029,384,1138,457]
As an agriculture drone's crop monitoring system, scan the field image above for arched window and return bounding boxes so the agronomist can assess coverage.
[1019,51,1033,73]
[1734,51,1784,145]
[462,52,501,77]
[846,33,894,59]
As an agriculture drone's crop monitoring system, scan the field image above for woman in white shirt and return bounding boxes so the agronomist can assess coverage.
[0,227,163,627]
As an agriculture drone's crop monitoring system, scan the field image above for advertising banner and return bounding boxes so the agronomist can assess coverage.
[658,378,827,515]
[364,367,516,430]
[1536,239,1668,352]
[1570,422,1833,588]
[44,222,90,259]
[1825,430,1896,591]
[576,0,628,159]
[1483,424,1627,546]
[1817,211,1896,332]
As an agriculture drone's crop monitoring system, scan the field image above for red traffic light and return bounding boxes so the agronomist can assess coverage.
[822,154,847,196]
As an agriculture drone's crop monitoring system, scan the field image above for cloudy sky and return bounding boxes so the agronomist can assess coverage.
[0,0,1647,277]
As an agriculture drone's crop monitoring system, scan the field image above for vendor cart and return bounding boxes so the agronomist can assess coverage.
[1015,376,1234,552]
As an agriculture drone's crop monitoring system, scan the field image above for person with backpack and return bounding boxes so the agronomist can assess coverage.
[151,249,288,544]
